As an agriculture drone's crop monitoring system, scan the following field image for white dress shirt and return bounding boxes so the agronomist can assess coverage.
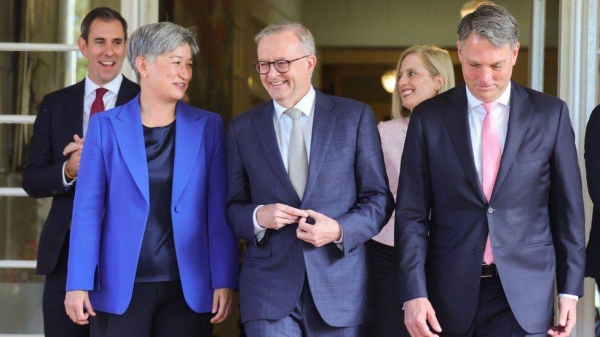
[253,87,316,240]
[62,74,124,187]
[465,83,576,302]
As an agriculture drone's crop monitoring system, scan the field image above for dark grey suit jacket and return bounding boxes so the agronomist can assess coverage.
[22,77,139,275]
[227,90,394,327]
[396,82,585,334]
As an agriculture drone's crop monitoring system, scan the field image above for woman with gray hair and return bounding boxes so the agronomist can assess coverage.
[64,22,238,337]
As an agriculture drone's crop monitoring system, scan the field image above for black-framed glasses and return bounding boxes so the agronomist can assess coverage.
[253,55,309,74]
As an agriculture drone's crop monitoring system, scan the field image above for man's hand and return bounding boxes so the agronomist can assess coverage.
[548,297,578,336]
[64,290,96,325]
[256,203,308,230]
[63,135,84,178]
[296,209,342,247]
[211,288,234,323]
[404,297,442,337]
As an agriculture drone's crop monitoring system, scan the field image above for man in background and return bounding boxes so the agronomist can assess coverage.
[22,7,139,336]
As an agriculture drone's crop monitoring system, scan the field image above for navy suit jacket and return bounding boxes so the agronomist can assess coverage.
[226,90,394,327]
[22,77,139,275]
[66,97,239,314]
[585,105,600,279]
[395,82,585,334]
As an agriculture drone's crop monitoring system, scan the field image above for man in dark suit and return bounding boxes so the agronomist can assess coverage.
[226,22,394,336]
[396,4,585,337]
[22,7,139,337]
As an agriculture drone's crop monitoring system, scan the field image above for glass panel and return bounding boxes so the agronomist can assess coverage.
[0,0,90,44]
[0,275,43,334]
[0,196,47,261]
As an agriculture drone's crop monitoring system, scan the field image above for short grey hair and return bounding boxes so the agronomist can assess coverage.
[254,21,315,55]
[127,22,199,81]
[457,4,519,50]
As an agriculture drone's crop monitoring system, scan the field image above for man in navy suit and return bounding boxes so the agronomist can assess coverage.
[22,7,139,337]
[396,4,585,337]
[227,22,394,336]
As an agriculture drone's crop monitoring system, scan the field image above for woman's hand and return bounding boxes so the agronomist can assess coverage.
[64,290,96,325]
[211,288,234,323]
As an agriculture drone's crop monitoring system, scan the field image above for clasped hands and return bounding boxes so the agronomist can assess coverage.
[63,134,84,179]
[256,204,342,247]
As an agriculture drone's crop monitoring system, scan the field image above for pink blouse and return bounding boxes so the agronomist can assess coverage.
[372,116,409,246]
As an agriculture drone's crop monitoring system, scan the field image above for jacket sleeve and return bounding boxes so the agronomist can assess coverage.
[66,115,105,291]
[207,115,239,289]
[550,101,585,296]
[395,109,431,303]
[22,96,72,198]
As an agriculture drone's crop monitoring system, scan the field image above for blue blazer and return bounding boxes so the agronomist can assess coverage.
[227,90,394,327]
[67,96,239,314]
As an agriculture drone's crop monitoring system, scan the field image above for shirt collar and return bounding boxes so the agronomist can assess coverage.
[466,81,511,111]
[273,86,316,121]
[85,73,124,97]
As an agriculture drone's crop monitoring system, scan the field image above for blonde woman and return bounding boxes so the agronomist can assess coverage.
[366,45,454,337]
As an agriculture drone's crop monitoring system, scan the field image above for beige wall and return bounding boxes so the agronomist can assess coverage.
[301,0,559,48]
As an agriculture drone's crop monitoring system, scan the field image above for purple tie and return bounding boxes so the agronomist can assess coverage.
[482,101,499,265]
[90,88,108,117]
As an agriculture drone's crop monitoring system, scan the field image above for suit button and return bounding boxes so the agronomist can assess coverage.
[477,246,484,252]
[487,207,495,214]
[175,205,183,213]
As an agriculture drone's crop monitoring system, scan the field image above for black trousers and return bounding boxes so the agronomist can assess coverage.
[442,275,546,337]
[43,236,89,337]
[364,240,409,337]
[91,280,213,337]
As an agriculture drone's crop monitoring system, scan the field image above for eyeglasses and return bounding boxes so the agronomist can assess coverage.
[253,55,309,74]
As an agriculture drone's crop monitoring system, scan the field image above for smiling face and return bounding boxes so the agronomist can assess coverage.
[397,53,443,112]
[78,18,126,86]
[139,43,193,103]
[458,33,519,102]
[256,31,316,108]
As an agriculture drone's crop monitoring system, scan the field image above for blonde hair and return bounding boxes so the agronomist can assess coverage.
[391,45,455,119]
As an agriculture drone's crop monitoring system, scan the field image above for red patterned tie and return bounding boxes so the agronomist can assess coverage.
[90,88,108,117]
[482,101,499,265]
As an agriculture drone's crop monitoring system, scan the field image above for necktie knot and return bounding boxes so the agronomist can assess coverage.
[90,88,109,116]
[284,108,303,120]
[482,101,498,115]
[96,87,108,98]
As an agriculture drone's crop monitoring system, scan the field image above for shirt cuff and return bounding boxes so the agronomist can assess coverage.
[333,223,343,250]
[253,205,267,241]
[62,161,76,187]
[558,293,579,301]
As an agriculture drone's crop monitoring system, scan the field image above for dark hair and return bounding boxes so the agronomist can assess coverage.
[80,7,128,42]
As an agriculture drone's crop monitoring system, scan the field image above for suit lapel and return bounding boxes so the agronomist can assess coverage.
[443,86,487,204]
[111,98,149,203]
[116,77,140,106]
[253,104,300,202]
[172,102,206,204]
[302,92,336,204]
[491,83,534,200]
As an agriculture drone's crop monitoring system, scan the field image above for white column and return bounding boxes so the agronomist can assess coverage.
[558,0,598,336]
[119,0,159,81]
[529,0,546,91]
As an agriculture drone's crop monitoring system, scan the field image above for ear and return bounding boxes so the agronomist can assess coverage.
[511,42,520,65]
[77,37,88,57]
[135,56,149,78]
[456,41,464,62]
[433,75,445,93]
[307,54,317,74]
